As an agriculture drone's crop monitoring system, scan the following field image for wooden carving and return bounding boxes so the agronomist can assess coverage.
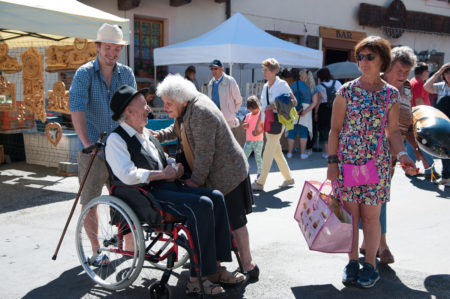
[45,122,62,146]
[45,38,96,72]
[17,103,26,127]
[22,47,46,123]
[0,43,22,73]
[47,81,69,114]
[0,75,16,112]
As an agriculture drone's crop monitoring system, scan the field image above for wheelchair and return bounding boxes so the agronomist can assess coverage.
[75,142,242,298]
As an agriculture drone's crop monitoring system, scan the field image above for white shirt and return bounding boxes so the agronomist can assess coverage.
[105,122,165,185]
[433,81,450,104]
[316,80,343,104]
[260,76,291,121]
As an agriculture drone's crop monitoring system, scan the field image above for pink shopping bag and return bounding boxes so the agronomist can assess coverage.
[293,180,353,253]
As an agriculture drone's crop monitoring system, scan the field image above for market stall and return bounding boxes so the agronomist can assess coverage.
[0,0,130,168]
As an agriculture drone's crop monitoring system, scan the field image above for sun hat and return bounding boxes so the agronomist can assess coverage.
[95,23,128,45]
[110,85,148,121]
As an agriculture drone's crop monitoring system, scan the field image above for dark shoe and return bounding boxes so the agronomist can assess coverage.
[247,264,259,283]
[379,248,395,264]
[357,263,380,288]
[342,260,359,286]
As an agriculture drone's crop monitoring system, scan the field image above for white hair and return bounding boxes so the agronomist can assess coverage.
[156,73,199,104]
[118,112,127,123]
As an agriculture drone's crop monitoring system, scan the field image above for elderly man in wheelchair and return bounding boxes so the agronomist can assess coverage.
[76,85,244,297]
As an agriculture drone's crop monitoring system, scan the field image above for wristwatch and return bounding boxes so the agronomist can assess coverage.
[397,151,408,160]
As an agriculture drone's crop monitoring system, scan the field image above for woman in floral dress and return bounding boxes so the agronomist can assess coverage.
[327,36,416,288]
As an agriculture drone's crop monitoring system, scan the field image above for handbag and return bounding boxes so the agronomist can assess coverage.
[340,88,390,187]
[294,180,353,253]
[263,85,282,134]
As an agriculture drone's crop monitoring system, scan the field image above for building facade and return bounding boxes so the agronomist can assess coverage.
[81,0,450,88]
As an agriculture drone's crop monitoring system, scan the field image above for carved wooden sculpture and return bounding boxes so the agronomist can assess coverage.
[17,103,26,127]
[0,75,16,112]
[45,38,96,72]
[45,122,62,146]
[47,81,70,114]
[22,47,46,123]
[0,43,22,73]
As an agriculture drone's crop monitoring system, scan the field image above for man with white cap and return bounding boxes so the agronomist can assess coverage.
[69,23,136,264]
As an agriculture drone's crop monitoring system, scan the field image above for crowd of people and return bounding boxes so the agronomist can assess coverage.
[68,22,448,294]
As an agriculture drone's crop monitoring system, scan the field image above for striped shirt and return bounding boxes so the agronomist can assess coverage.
[69,57,136,153]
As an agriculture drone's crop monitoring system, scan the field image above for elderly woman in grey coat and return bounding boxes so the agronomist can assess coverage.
[155,74,259,283]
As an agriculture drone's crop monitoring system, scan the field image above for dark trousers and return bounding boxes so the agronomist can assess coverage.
[151,182,232,277]
[442,159,450,179]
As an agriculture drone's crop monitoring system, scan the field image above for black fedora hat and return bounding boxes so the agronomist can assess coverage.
[110,85,147,121]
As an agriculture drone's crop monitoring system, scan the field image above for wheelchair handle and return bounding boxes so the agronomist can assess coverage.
[82,132,107,154]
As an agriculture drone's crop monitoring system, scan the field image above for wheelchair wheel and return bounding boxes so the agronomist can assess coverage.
[149,281,172,299]
[147,231,190,270]
[75,195,145,290]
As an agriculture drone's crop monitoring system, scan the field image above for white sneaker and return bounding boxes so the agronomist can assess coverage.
[251,181,264,191]
[279,178,295,188]
[300,154,309,159]
[322,153,329,159]
[287,153,293,158]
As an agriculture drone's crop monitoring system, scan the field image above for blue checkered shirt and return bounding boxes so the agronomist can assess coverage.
[69,57,136,154]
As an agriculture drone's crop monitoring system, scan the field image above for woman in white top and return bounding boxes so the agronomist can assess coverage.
[251,58,297,191]
[424,62,450,106]
[424,62,450,186]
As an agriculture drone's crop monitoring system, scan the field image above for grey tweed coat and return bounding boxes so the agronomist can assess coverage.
[158,93,249,195]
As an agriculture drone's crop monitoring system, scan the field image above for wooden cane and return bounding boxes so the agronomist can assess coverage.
[52,133,106,260]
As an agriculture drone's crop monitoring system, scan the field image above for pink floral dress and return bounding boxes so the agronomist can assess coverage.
[335,79,400,205]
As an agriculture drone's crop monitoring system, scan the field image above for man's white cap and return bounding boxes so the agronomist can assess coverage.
[95,23,128,45]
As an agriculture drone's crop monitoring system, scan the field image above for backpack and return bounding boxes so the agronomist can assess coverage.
[321,80,337,108]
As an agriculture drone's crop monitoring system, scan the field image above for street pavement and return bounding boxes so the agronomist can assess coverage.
[1,153,449,299]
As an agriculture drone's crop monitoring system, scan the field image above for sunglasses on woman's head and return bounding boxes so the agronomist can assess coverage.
[357,53,376,61]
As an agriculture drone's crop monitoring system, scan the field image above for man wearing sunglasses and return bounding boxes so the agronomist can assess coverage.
[207,59,243,130]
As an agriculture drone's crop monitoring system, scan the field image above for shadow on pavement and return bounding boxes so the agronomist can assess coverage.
[291,264,440,299]
[407,176,449,199]
[251,188,292,213]
[0,179,76,214]
[0,162,77,213]
[424,274,450,299]
[23,263,250,299]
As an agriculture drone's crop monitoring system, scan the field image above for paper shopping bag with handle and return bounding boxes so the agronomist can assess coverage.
[293,180,353,253]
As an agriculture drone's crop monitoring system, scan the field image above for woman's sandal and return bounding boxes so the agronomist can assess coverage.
[208,266,245,286]
[185,279,225,297]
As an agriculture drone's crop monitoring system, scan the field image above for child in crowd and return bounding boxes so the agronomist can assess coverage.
[242,95,264,178]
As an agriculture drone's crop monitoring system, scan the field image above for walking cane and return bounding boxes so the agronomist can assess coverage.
[52,133,106,260]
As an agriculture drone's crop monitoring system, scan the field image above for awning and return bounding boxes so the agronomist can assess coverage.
[0,0,130,47]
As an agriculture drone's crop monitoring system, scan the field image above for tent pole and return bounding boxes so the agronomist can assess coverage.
[229,63,232,76]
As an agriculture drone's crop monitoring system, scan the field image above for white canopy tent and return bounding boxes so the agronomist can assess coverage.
[0,0,130,47]
[154,12,322,75]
